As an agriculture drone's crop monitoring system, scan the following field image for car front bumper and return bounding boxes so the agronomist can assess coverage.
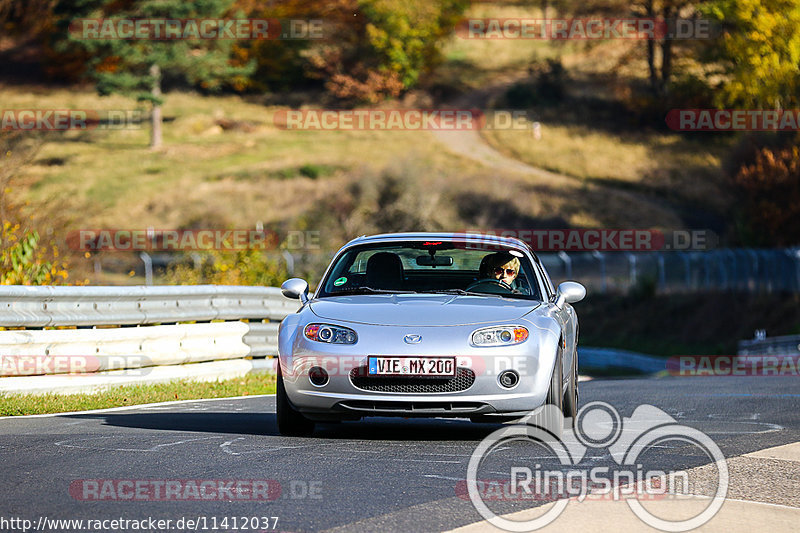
[279,321,561,419]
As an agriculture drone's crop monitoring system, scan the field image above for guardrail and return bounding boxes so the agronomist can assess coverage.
[539,247,800,294]
[738,333,800,356]
[0,285,298,394]
[1,285,298,327]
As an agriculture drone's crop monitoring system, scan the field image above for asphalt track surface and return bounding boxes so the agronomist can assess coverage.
[1,375,798,533]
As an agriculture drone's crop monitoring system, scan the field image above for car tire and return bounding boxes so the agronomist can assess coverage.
[527,346,564,438]
[276,368,315,437]
[562,346,578,427]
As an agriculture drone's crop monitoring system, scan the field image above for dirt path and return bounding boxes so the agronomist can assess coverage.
[431,79,575,183]
[430,82,683,226]
[432,127,575,186]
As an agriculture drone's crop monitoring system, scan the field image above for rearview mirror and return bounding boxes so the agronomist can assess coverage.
[555,281,586,307]
[281,278,309,304]
[416,255,454,267]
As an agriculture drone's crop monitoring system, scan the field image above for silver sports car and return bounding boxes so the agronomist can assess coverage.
[276,232,585,436]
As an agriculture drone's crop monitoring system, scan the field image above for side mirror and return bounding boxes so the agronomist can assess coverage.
[281,278,309,304]
[555,281,586,307]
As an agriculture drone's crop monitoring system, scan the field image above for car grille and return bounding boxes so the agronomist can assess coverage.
[349,367,475,393]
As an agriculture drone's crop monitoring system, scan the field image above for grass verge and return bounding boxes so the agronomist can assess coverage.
[0,372,276,416]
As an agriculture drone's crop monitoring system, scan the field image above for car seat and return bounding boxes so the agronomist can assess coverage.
[365,252,405,290]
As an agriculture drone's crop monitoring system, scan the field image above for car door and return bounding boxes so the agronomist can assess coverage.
[533,256,576,383]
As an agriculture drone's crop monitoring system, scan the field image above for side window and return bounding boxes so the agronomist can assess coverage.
[519,263,542,300]
[538,260,555,299]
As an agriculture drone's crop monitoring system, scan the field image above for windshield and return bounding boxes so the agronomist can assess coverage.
[316,240,542,300]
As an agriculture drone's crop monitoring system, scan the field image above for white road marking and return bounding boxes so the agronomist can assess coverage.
[54,435,223,452]
[220,438,340,456]
[423,475,466,482]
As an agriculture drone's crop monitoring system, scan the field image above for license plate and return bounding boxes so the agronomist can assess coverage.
[368,357,456,377]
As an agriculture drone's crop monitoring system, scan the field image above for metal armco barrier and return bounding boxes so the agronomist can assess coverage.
[738,333,800,356]
[0,286,298,390]
[243,322,280,357]
[0,285,299,328]
[0,322,251,376]
[539,247,800,294]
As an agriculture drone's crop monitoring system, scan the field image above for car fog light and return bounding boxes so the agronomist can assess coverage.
[309,366,329,386]
[498,370,520,389]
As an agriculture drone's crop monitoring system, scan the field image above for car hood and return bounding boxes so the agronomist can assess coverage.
[308,294,541,326]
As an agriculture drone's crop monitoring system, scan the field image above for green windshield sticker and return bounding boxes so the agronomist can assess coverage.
[333,276,347,286]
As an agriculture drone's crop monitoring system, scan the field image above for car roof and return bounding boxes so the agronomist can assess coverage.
[341,232,532,252]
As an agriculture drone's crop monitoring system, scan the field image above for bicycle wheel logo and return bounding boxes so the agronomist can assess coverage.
[466,402,729,532]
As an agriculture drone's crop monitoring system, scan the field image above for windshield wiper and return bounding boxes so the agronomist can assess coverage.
[416,289,504,298]
[331,287,418,295]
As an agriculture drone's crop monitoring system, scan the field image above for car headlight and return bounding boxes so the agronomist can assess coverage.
[471,326,528,346]
[304,323,358,344]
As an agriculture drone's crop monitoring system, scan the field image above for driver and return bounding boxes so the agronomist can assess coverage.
[478,252,520,288]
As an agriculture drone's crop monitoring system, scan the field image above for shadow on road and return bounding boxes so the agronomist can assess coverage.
[66,412,280,436]
[312,418,507,441]
[65,412,508,441]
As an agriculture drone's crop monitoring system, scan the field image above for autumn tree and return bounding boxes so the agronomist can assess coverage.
[702,0,800,109]
[233,0,468,103]
[56,0,254,148]
[731,144,800,245]
[0,0,57,37]
[0,132,71,285]
[563,0,710,96]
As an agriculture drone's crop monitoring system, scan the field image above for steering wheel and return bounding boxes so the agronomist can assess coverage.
[465,278,514,293]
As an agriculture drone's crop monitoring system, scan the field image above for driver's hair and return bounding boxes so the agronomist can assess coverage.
[479,252,521,278]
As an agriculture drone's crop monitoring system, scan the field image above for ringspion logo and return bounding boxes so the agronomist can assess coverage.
[467,402,728,531]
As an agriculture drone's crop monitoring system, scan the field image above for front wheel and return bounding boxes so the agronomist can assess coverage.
[527,348,564,438]
[562,346,579,427]
[276,368,315,437]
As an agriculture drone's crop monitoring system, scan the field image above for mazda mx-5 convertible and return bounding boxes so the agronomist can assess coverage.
[276,232,585,436]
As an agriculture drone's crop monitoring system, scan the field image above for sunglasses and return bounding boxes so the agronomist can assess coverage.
[494,267,516,276]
